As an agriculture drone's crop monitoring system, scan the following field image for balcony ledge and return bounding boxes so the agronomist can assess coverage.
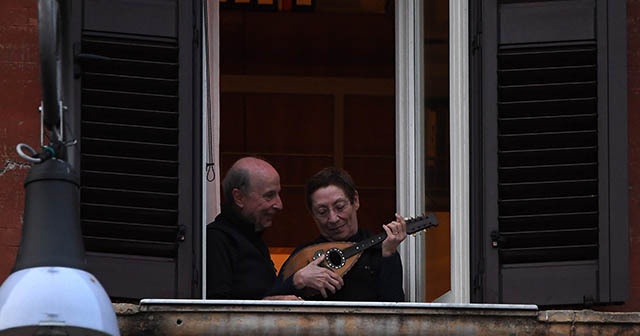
[114,299,640,335]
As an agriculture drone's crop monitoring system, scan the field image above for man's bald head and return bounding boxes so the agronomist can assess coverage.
[221,157,283,231]
[222,157,273,202]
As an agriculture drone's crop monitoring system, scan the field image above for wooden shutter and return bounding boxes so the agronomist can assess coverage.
[475,0,628,306]
[70,0,202,299]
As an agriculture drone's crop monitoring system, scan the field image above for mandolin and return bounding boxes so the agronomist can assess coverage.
[278,213,439,280]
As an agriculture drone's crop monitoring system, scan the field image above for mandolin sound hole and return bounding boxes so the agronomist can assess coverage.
[325,248,346,269]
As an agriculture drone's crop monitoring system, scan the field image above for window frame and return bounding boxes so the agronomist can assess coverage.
[202,0,471,303]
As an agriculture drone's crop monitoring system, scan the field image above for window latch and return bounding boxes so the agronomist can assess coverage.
[176,225,186,242]
[490,230,504,248]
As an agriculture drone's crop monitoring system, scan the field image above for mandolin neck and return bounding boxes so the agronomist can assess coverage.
[340,214,437,258]
[342,232,387,259]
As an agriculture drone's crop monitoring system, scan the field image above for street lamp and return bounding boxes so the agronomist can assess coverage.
[0,159,120,336]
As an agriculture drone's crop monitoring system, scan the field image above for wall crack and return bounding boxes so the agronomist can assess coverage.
[0,159,31,176]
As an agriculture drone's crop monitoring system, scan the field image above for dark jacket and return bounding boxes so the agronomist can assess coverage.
[270,228,405,302]
[206,204,276,299]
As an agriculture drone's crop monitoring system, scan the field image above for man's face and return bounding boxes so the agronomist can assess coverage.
[238,168,283,232]
[309,185,359,241]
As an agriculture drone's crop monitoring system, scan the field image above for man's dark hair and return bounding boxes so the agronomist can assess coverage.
[305,167,357,210]
[221,165,251,207]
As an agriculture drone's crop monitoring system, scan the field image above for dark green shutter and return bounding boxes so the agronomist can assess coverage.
[474,0,627,306]
[71,0,202,299]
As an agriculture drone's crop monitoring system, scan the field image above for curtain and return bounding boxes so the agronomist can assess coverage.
[202,0,221,298]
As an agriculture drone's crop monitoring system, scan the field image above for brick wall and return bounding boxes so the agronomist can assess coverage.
[0,0,39,281]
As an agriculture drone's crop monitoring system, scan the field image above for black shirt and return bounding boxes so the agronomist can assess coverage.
[270,228,405,302]
[206,205,277,299]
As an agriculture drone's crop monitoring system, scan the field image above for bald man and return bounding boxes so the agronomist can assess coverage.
[206,157,291,299]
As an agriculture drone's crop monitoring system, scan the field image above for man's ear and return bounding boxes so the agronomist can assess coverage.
[353,191,360,211]
[232,188,244,208]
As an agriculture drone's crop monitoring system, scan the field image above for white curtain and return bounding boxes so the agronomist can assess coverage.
[202,0,221,299]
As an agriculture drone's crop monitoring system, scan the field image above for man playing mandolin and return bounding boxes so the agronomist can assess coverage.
[270,167,407,301]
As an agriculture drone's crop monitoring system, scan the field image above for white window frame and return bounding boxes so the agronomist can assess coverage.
[396,0,469,303]
[202,0,470,303]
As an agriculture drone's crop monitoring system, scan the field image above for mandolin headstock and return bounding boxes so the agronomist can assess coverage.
[405,213,439,235]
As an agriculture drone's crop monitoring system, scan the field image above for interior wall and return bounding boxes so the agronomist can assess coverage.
[218,8,396,248]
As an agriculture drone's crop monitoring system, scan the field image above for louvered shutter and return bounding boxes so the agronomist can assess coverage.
[476,0,627,306]
[71,0,202,299]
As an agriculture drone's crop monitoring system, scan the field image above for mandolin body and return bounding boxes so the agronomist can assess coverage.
[279,241,361,280]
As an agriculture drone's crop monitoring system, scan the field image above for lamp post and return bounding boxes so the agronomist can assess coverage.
[0,0,120,334]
